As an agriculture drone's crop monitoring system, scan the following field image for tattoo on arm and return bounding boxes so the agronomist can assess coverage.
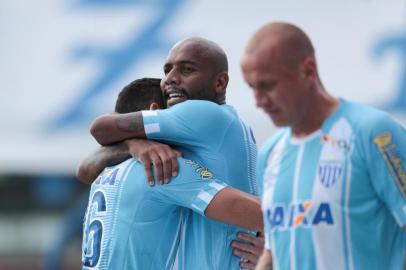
[115,113,144,134]
[77,142,130,184]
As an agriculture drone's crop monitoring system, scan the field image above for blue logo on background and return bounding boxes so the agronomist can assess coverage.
[49,0,186,131]
[373,28,406,113]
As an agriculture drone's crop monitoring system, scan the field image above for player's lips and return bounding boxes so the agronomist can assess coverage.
[165,88,189,107]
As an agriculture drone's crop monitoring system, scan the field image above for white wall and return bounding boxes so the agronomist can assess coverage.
[1,0,405,174]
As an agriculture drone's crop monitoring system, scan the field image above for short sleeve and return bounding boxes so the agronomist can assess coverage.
[364,113,406,226]
[141,100,232,149]
[151,158,228,215]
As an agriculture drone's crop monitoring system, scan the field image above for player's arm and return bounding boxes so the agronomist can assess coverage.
[76,142,130,184]
[90,112,181,183]
[205,187,263,232]
[90,112,146,146]
[255,250,273,270]
[153,159,262,231]
[365,114,406,228]
[77,139,182,185]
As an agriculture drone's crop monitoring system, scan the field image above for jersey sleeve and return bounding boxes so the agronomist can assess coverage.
[141,100,231,149]
[363,113,406,227]
[151,158,228,216]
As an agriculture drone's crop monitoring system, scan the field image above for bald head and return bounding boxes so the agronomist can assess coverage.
[244,22,315,71]
[161,37,230,106]
[171,37,228,73]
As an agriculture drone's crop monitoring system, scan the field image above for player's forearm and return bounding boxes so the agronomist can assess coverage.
[90,112,146,145]
[255,250,273,270]
[76,143,131,184]
[205,187,263,231]
[227,191,263,231]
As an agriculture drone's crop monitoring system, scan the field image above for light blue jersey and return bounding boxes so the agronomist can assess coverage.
[81,157,227,270]
[142,100,258,269]
[259,99,406,270]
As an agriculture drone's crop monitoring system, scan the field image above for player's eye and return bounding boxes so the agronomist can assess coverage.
[258,80,277,92]
[163,65,171,75]
[182,66,195,74]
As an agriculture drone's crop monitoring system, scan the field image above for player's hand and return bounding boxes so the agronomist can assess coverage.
[231,232,264,270]
[125,139,182,186]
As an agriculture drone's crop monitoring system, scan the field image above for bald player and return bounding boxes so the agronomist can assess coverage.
[80,78,263,269]
[84,37,263,269]
[240,22,406,270]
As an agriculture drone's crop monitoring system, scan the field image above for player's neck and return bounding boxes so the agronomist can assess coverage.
[291,91,340,138]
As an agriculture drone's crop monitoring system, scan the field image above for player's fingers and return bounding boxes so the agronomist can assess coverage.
[150,153,164,185]
[170,155,179,179]
[232,242,255,255]
[160,150,172,184]
[140,157,154,186]
[240,261,256,270]
[173,149,182,157]
[237,232,259,245]
[233,248,257,263]
[165,149,180,182]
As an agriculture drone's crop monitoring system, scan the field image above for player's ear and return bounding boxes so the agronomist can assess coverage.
[215,71,229,91]
[302,57,317,80]
[149,102,160,110]
[214,71,228,100]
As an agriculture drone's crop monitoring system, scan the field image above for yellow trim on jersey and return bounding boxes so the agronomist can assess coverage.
[374,133,406,199]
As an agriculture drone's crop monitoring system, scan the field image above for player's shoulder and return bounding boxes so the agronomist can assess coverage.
[167,100,234,124]
[341,99,403,136]
[170,100,221,111]
[171,100,229,116]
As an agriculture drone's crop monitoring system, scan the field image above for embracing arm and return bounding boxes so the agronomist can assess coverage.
[205,187,263,232]
[77,139,182,185]
[204,188,264,270]
[90,112,146,146]
[76,142,130,184]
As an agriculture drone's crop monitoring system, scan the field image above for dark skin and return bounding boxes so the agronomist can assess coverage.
[84,38,264,269]
[161,38,228,107]
[76,142,130,184]
[89,38,229,184]
[76,139,181,185]
[232,232,265,269]
[78,143,264,232]
[77,102,183,186]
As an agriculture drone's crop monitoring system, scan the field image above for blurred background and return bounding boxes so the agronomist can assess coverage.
[1,0,406,269]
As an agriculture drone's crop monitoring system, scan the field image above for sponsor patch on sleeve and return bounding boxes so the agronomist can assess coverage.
[374,133,406,199]
[185,159,214,180]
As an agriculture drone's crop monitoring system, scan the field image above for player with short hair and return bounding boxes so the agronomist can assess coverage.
[86,37,263,269]
[80,78,262,269]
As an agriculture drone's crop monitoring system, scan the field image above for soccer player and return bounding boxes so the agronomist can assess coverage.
[80,78,262,269]
[87,37,263,269]
[240,22,406,270]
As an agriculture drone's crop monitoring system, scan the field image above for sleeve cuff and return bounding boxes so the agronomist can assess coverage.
[190,181,228,215]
